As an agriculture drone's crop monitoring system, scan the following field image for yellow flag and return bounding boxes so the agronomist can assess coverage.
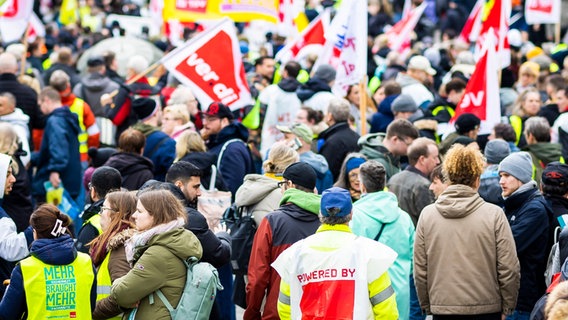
[242,100,261,129]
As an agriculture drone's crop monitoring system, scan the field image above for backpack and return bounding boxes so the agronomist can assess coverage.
[154,257,223,320]
[222,203,257,308]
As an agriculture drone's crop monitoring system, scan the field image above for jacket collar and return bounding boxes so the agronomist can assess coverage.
[316,224,352,234]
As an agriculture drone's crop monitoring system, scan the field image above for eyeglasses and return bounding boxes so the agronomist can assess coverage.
[397,136,412,146]
[101,206,114,212]
[277,180,288,188]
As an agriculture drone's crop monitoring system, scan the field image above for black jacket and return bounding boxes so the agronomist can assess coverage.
[2,154,33,232]
[185,207,231,268]
[75,199,104,254]
[104,152,154,191]
[0,73,44,134]
[318,122,361,180]
[180,152,228,191]
[43,63,81,88]
[504,186,551,312]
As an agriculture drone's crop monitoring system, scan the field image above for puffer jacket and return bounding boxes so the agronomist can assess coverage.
[414,185,520,315]
[111,228,202,319]
[358,133,400,181]
[235,174,282,226]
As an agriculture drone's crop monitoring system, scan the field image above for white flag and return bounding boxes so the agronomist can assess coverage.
[525,0,561,24]
[0,0,33,43]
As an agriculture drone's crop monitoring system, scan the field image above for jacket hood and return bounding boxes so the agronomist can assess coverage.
[396,72,421,87]
[81,73,114,92]
[434,185,485,219]
[358,133,392,159]
[523,143,563,164]
[378,95,397,116]
[235,174,280,207]
[50,107,80,135]
[0,108,29,127]
[296,78,332,102]
[105,152,154,175]
[209,122,249,147]
[299,152,329,176]
[31,235,77,265]
[354,191,401,223]
[108,228,134,251]
[147,228,202,261]
[280,188,321,214]
[278,77,301,92]
[131,122,159,136]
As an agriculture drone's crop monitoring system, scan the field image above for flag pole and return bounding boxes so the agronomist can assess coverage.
[359,76,368,135]
[555,22,561,45]
[20,22,32,77]
[107,61,161,100]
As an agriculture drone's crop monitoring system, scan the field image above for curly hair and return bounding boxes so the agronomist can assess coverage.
[442,144,484,187]
[545,281,568,320]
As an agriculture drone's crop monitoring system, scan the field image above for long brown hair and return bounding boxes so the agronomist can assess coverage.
[137,189,187,227]
[88,191,136,265]
[30,204,72,239]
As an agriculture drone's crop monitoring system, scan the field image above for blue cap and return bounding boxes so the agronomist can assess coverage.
[320,187,352,217]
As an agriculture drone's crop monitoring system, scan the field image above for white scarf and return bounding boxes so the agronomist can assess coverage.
[125,217,185,265]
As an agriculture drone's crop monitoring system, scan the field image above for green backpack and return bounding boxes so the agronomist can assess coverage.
[155,257,224,320]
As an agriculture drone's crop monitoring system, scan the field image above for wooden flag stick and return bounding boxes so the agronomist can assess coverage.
[107,61,161,99]
[20,23,32,77]
[359,76,368,135]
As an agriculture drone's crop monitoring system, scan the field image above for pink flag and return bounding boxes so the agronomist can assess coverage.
[160,18,252,111]
[458,0,483,43]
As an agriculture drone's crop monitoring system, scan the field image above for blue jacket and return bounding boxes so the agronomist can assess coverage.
[0,235,96,318]
[207,122,254,197]
[132,123,176,182]
[370,95,397,133]
[504,184,551,312]
[351,191,415,320]
[32,107,81,198]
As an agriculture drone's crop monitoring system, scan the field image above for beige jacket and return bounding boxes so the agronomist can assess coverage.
[414,184,520,316]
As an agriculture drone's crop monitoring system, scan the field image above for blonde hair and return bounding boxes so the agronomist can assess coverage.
[175,131,206,161]
[512,87,541,117]
[163,104,190,124]
[545,281,568,320]
[443,144,484,187]
[0,123,19,156]
[262,142,299,174]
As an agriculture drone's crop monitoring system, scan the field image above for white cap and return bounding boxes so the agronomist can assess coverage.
[408,55,437,76]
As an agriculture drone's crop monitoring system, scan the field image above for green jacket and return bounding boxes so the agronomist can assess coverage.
[523,142,564,185]
[111,228,203,319]
[279,188,321,214]
[358,133,401,181]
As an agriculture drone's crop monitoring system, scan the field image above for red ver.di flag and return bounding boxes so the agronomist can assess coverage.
[453,31,500,135]
[525,0,561,24]
[160,18,252,111]
[475,0,511,68]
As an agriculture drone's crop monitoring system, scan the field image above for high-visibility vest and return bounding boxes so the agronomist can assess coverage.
[20,252,94,320]
[69,98,88,155]
[509,115,523,145]
[84,214,103,235]
[96,252,122,320]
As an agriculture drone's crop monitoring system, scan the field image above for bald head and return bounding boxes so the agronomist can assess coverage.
[0,53,18,74]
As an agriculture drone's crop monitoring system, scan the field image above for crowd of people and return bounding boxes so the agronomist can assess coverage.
[2,0,568,319]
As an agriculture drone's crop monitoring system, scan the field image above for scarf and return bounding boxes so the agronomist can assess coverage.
[125,217,185,265]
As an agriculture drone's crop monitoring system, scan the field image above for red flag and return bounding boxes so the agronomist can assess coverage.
[275,10,329,66]
[476,0,511,68]
[453,31,501,134]
[160,18,252,111]
[385,2,427,53]
[458,0,483,43]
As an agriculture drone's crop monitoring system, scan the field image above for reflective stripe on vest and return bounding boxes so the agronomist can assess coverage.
[431,105,455,118]
[69,98,88,155]
[84,214,103,235]
[509,115,523,145]
[96,252,122,320]
[21,252,94,320]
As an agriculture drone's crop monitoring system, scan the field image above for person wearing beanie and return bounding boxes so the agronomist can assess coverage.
[522,116,563,186]
[244,162,322,320]
[479,139,511,207]
[296,64,337,114]
[333,153,367,201]
[499,151,552,316]
[272,187,399,319]
[130,97,176,182]
[391,94,418,121]
[439,113,481,155]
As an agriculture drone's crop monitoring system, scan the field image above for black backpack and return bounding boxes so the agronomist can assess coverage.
[222,204,256,308]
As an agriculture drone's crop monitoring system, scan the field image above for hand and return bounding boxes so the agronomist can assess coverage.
[49,172,61,189]
[100,93,112,106]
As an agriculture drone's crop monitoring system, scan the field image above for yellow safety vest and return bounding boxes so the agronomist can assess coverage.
[84,214,103,235]
[509,115,523,145]
[96,252,122,320]
[69,98,88,155]
[20,252,94,320]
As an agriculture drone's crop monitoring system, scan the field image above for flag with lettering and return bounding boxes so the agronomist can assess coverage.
[314,0,367,97]
[28,12,46,43]
[385,2,427,53]
[458,0,483,43]
[275,10,329,66]
[0,0,33,43]
[163,0,279,23]
[525,0,561,24]
[453,32,500,135]
[160,18,252,111]
[476,0,511,68]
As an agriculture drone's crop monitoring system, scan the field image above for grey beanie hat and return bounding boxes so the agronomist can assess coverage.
[484,139,511,164]
[391,94,418,113]
[498,151,533,183]
[313,64,337,83]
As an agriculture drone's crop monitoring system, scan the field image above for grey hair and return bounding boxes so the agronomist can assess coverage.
[524,116,551,142]
[127,55,149,74]
[320,214,351,225]
[327,98,350,122]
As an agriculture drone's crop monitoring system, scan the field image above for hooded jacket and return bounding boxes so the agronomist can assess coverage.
[503,183,551,312]
[358,133,400,181]
[351,191,415,320]
[73,72,120,116]
[0,235,97,318]
[414,185,520,315]
[396,72,434,109]
[245,188,321,320]
[370,95,397,133]
[132,123,176,182]
[296,78,336,113]
[32,107,82,199]
[104,152,154,191]
[111,228,202,320]
[235,174,282,226]
[523,142,564,185]
[318,122,360,180]
[207,122,254,196]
